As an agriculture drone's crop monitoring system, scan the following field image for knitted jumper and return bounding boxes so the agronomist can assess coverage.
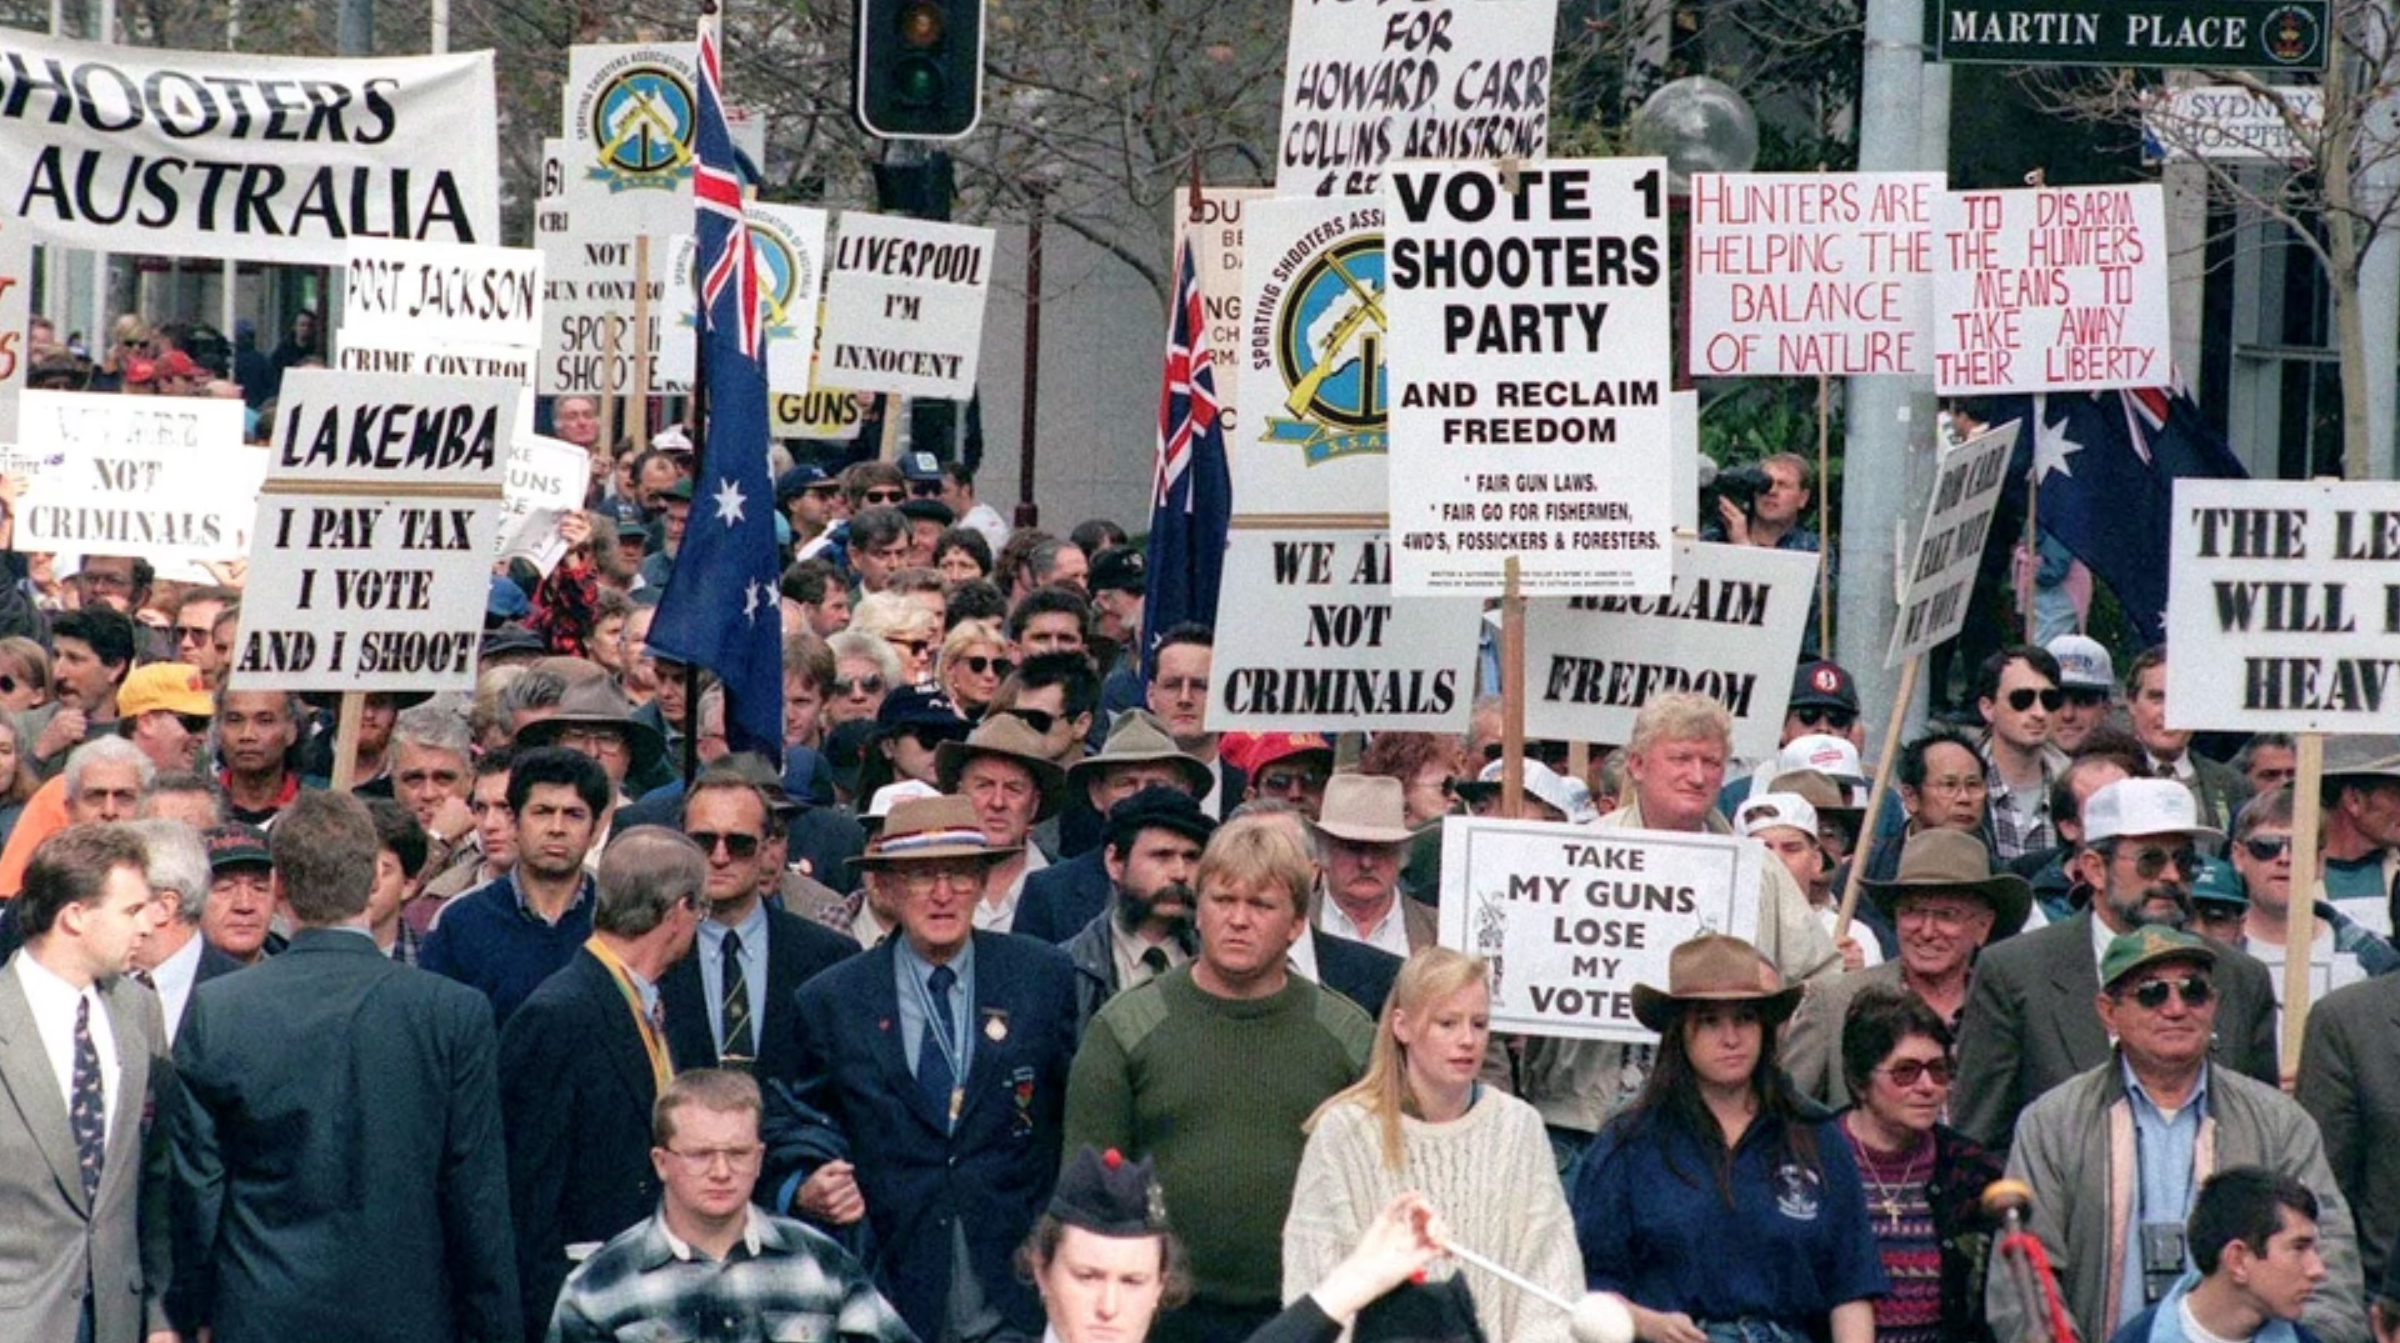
[1284,1092,1581,1343]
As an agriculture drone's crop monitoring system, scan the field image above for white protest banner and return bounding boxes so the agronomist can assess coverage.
[14,392,259,564]
[1523,540,1820,760]
[818,213,995,400]
[1207,526,1482,733]
[498,433,588,571]
[561,42,697,240]
[2164,479,2400,730]
[341,239,544,352]
[1688,172,1940,378]
[657,203,832,393]
[1276,0,1560,197]
[2143,86,2320,163]
[1886,420,2017,666]
[338,340,535,384]
[236,369,513,692]
[534,197,683,396]
[1384,159,1673,596]
[1237,195,1386,518]
[0,31,498,265]
[1172,187,1273,443]
[0,220,27,446]
[1437,817,1763,1042]
[1935,184,2171,393]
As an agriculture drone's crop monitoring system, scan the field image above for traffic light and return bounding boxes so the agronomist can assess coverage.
[854,0,984,141]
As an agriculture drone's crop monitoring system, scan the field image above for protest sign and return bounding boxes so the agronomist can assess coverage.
[1276,0,1560,197]
[560,42,698,240]
[1437,817,1763,1042]
[1172,187,1273,442]
[0,221,26,447]
[534,197,683,396]
[1886,420,2017,665]
[1236,195,1387,518]
[341,238,544,353]
[498,433,588,571]
[236,369,511,692]
[772,387,866,440]
[337,340,535,384]
[13,392,259,565]
[2164,479,2400,730]
[1384,159,1674,596]
[1523,540,1820,759]
[1934,184,2171,393]
[0,31,499,265]
[657,203,832,394]
[1207,526,1482,733]
[2143,85,2321,162]
[1688,172,1940,377]
[817,213,995,400]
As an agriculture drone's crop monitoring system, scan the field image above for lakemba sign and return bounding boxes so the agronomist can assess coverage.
[1926,0,2327,69]
[2166,479,2400,730]
[236,370,510,693]
[1437,816,1763,1044]
[0,32,500,265]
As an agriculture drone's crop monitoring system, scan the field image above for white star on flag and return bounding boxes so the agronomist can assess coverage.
[713,478,747,527]
[2031,397,2085,486]
[743,578,766,624]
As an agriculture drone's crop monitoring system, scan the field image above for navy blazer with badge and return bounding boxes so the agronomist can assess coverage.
[660,906,858,1078]
[499,948,679,1342]
[1013,847,1110,944]
[782,928,1080,1341]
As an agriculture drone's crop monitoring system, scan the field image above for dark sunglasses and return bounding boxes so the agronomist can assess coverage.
[688,830,762,860]
[175,713,211,735]
[2242,835,2292,862]
[2120,845,2206,881]
[958,655,1015,678]
[908,481,944,498]
[832,674,886,697]
[862,488,906,504]
[1002,708,1057,734]
[1793,706,1855,730]
[174,625,212,645]
[2005,687,2065,712]
[1879,1057,1954,1087]
[2122,975,2215,1010]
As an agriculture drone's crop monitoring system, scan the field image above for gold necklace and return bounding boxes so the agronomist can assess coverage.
[1846,1114,1931,1232]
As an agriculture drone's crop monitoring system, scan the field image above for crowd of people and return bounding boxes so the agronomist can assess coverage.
[5,359,2400,1343]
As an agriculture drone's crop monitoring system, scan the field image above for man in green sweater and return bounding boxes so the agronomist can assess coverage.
[1064,811,1375,1343]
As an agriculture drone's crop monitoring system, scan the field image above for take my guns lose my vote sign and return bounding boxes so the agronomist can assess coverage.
[237,370,511,692]
[1438,817,1762,1042]
[2166,479,2400,729]
[1887,421,2017,666]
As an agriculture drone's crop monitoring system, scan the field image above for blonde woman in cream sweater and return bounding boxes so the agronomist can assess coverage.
[1282,947,1579,1343]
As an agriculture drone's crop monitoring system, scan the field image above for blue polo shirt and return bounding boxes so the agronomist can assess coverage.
[418,870,597,1027]
[1573,1109,1887,1328]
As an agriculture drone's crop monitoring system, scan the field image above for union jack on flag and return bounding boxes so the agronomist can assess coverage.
[695,11,759,359]
[1140,236,1233,677]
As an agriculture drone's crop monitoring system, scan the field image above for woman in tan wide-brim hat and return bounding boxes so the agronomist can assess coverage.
[1572,934,1885,1343]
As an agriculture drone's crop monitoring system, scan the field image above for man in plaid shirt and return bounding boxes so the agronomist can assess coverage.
[546,1070,914,1343]
[1976,645,2070,863]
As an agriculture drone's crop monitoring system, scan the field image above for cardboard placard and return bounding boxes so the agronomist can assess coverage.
[341,238,544,353]
[1236,195,1387,518]
[656,203,832,394]
[13,392,260,564]
[1885,420,2018,666]
[1935,184,2171,393]
[817,212,995,400]
[1688,172,1941,377]
[1522,540,1821,759]
[1383,159,1673,596]
[533,197,684,396]
[2165,478,2400,730]
[498,433,588,570]
[1275,0,1561,197]
[1206,527,1482,733]
[1437,817,1764,1042]
[1171,187,1274,444]
[0,32,499,264]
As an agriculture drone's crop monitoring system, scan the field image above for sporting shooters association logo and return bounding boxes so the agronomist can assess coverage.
[578,52,697,192]
[1255,219,1388,465]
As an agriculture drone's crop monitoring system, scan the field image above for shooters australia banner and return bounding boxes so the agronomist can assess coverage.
[0,31,499,265]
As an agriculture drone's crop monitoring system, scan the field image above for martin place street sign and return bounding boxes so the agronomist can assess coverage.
[1927,0,2327,70]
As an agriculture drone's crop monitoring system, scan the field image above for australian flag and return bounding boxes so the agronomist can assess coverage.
[646,8,782,766]
[1141,236,1233,677]
[1990,381,2248,644]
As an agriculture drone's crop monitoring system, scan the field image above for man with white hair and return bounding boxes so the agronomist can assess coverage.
[125,817,241,1043]
[1516,691,1842,1172]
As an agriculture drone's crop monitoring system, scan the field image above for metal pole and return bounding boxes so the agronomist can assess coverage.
[88,0,114,349]
[429,0,449,53]
[338,0,373,57]
[1014,193,1043,529]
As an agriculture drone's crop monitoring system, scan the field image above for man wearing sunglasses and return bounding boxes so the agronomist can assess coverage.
[2231,784,2399,996]
[1997,925,2363,1343]
[1956,779,2280,1155]
[1975,644,2071,863]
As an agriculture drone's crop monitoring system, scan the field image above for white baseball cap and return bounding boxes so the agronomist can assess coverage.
[1737,792,1820,840]
[2048,635,2115,693]
[2082,778,2225,844]
[1777,733,1865,786]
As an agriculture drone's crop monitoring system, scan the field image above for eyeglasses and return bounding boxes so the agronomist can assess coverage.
[174,713,211,735]
[2242,835,2292,862]
[78,571,131,592]
[908,481,944,498]
[2194,904,2246,924]
[862,488,906,504]
[689,830,763,860]
[1919,775,1987,796]
[555,727,630,760]
[832,675,886,697]
[174,625,212,646]
[2120,974,2215,1010]
[1256,768,1329,795]
[2118,845,2205,881]
[2063,689,2111,709]
[1793,707,1856,731]
[1878,1057,1954,1087]
[1002,708,1058,735]
[658,1143,764,1174]
[2005,687,2065,713]
[1895,901,1979,929]
[898,867,984,896]
[957,655,1015,678]
[890,638,932,658]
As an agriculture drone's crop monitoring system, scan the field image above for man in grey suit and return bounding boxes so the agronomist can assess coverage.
[1954,778,2278,1152]
[0,823,175,1343]
[2299,964,2400,1287]
[168,790,519,1343]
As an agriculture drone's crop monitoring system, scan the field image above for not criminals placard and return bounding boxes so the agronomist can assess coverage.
[1437,817,1763,1043]
[1384,158,1673,596]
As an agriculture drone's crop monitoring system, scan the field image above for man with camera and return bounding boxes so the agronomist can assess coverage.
[1705,452,1821,553]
